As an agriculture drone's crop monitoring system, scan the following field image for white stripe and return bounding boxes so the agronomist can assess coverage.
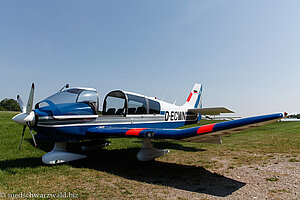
[39,115,98,120]
[37,119,194,128]
[53,115,98,119]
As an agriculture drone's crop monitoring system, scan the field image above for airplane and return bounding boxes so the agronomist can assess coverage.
[12,83,287,164]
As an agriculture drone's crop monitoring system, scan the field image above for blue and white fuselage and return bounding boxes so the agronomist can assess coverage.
[12,83,286,164]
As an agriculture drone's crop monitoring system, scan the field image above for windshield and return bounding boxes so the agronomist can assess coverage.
[44,89,98,105]
[45,89,80,104]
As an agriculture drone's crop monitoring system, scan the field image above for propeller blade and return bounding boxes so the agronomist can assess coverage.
[17,95,25,113]
[19,125,26,150]
[26,83,35,115]
[15,83,37,150]
[27,122,37,147]
[29,129,37,147]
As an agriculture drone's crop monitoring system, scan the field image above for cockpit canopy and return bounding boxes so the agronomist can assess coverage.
[35,86,160,117]
[103,90,160,115]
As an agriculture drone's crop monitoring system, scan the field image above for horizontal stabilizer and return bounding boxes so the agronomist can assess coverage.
[188,107,234,115]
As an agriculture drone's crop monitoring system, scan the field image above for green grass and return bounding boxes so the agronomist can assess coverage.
[0,112,299,199]
[266,177,279,182]
[289,157,300,162]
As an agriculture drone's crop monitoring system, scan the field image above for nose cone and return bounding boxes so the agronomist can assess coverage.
[12,111,35,126]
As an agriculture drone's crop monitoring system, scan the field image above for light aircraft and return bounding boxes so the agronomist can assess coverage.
[12,83,286,164]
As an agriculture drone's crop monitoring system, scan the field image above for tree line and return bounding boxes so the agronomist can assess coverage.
[0,98,21,111]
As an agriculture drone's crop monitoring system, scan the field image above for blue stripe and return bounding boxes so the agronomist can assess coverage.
[194,86,202,108]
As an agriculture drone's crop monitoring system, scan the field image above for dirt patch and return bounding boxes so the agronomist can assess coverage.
[150,153,300,200]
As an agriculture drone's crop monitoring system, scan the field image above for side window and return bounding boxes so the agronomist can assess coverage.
[105,96,125,115]
[149,99,160,114]
[37,101,50,108]
[77,90,99,112]
[103,91,126,115]
[77,91,98,103]
[127,94,147,114]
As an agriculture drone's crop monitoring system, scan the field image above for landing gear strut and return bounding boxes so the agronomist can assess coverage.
[137,138,169,161]
[42,142,87,164]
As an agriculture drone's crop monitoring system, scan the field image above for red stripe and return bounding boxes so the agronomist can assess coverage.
[125,128,147,136]
[197,124,215,134]
[186,92,193,102]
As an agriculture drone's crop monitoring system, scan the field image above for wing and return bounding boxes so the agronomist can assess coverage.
[86,113,286,144]
[188,107,234,115]
[180,117,281,144]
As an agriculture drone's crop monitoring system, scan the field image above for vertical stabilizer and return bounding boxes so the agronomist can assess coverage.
[182,84,203,109]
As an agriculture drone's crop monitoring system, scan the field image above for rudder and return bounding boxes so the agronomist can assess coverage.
[183,84,203,109]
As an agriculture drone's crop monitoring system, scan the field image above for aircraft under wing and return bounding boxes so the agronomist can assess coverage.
[86,113,286,143]
[188,107,234,115]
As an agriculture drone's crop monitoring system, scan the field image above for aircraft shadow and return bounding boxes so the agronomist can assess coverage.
[0,157,43,171]
[10,141,245,197]
[31,139,204,153]
[71,148,246,197]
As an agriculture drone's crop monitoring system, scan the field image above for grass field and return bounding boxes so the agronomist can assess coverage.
[0,111,299,199]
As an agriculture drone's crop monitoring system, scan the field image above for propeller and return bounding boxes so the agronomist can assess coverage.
[12,83,37,149]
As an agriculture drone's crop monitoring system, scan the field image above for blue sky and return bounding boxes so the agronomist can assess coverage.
[0,0,300,116]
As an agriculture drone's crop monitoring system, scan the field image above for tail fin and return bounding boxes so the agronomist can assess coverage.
[182,84,203,109]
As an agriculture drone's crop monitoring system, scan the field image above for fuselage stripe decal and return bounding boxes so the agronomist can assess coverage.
[125,128,147,136]
[197,124,215,134]
[186,92,193,102]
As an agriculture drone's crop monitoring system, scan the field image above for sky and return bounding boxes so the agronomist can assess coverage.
[0,0,300,117]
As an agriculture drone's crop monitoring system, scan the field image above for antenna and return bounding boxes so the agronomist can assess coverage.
[161,89,168,101]
[59,84,70,92]
[173,97,178,105]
